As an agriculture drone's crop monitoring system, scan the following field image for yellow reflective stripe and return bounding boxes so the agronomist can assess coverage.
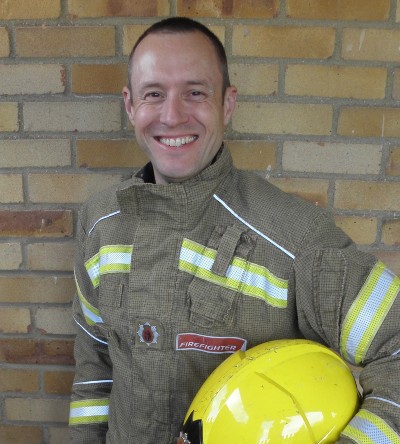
[85,245,133,288]
[179,238,288,308]
[85,252,100,288]
[342,409,400,444]
[341,261,400,365]
[74,271,103,325]
[69,398,109,425]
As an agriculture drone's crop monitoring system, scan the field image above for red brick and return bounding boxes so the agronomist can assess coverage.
[0,210,73,238]
[0,339,74,365]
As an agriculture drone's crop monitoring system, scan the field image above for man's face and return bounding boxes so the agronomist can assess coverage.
[123,31,237,185]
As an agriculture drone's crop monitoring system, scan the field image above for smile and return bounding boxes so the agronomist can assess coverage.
[157,136,198,147]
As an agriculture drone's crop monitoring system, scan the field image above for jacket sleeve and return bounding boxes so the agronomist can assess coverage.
[294,211,400,444]
[69,218,112,443]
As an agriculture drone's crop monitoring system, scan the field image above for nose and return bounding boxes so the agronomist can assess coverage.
[159,93,189,127]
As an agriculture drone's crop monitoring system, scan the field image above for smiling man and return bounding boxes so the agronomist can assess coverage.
[69,17,400,444]
[122,29,236,185]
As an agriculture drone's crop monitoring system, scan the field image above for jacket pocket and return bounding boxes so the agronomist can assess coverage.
[180,225,253,329]
[99,274,125,308]
[187,277,236,328]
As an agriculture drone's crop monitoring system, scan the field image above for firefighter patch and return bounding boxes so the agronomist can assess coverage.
[137,322,160,347]
[176,333,247,354]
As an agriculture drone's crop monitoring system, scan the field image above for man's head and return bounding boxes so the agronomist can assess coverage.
[126,17,231,102]
[122,17,237,185]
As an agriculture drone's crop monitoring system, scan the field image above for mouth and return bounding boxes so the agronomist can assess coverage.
[156,135,198,147]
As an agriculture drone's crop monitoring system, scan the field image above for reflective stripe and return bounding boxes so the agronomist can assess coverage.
[342,409,400,444]
[341,261,400,365]
[213,194,295,259]
[69,398,109,425]
[88,210,121,235]
[74,379,113,386]
[74,317,108,345]
[85,245,133,289]
[74,271,103,325]
[367,396,400,409]
[85,253,100,288]
[179,238,288,308]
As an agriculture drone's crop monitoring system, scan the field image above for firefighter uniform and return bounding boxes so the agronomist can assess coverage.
[69,147,400,443]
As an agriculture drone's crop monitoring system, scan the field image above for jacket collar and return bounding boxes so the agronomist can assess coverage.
[115,146,233,217]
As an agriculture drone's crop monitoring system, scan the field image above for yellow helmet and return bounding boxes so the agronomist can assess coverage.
[179,339,360,444]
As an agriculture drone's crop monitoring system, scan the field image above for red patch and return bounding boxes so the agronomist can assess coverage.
[137,322,160,347]
[176,333,247,354]
[142,325,154,343]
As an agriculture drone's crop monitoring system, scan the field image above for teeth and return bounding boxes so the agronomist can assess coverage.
[159,136,196,147]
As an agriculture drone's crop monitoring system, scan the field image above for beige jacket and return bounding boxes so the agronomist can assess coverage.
[70,148,400,443]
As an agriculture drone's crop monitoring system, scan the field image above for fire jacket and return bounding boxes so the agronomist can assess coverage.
[69,147,400,443]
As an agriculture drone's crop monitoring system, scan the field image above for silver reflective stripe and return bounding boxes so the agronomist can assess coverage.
[85,245,132,289]
[73,317,108,346]
[74,270,103,325]
[179,238,288,308]
[342,409,400,443]
[366,396,400,409]
[88,210,121,235]
[69,398,109,425]
[73,380,113,386]
[213,194,295,259]
[341,261,400,365]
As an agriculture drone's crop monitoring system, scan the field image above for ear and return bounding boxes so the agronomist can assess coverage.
[223,85,237,126]
[122,86,135,126]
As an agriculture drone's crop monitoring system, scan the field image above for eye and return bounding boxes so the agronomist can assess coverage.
[187,90,207,101]
[144,91,163,102]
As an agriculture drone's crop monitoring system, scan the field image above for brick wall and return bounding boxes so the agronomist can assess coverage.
[1,0,400,442]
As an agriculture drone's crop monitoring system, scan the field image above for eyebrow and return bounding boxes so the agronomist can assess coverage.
[138,79,213,91]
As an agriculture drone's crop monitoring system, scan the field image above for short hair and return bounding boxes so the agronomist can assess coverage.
[127,17,231,100]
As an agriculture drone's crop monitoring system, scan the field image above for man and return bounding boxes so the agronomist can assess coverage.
[69,17,400,443]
